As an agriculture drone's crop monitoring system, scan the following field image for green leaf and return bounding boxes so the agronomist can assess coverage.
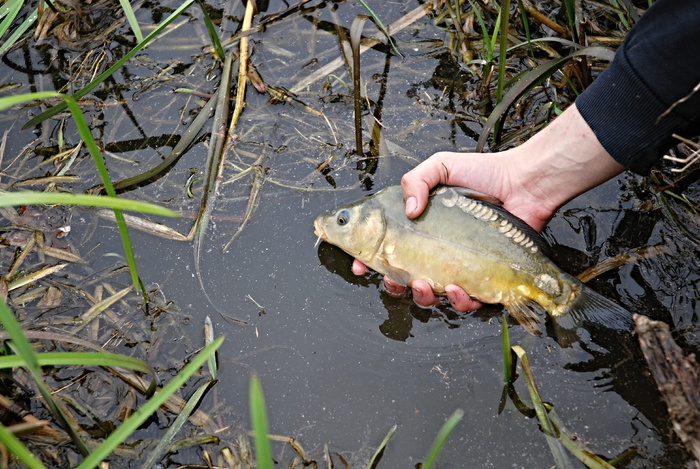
[0,0,37,55]
[421,409,464,469]
[0,423,46,469]
[118,0,144,42]
[501,314,514,382]
[195,0,224,61]
[250,375,274,469]
[141,380,215,468]
[357,0,402,57]
[0,351,153,375]
[0,191,177,216]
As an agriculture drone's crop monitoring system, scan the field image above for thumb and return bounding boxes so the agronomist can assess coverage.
[401,153,453,218]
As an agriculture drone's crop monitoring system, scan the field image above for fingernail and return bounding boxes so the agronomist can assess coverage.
[405,196,417,216]
[446,290,457,307]
[413,288,423,300]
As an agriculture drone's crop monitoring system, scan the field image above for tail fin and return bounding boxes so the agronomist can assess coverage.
[555,285,633,331]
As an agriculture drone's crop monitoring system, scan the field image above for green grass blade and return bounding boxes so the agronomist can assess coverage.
[195,0,224,61]
[0,352,153,375]
[488,9,502,62]
[141,379,215,469]
[0,191,177,216]
[515,0,534,57]
[75,336,224,469]
[0,300,90,455]
[561,0,577,43]
[357,0,402,57]
[0,422,47,469]
[0,0,24,37]
[21,0,196,129]
[477,46,615,151]
[367,424,397,469]
[501,314,514,382]
[421,409,463,469]
[117,0,144,42]
[0,2,38,55]
[249,375,273,469]
[467,0,493,62]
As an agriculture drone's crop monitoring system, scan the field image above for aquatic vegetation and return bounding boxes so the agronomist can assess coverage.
[501,315,630,469]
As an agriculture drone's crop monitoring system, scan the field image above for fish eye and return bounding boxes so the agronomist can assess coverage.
[336,209,350,226]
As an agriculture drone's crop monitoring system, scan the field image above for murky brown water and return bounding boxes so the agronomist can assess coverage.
[1,0,698,467]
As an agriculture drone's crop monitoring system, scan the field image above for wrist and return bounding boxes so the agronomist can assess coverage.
[511,103,624,212]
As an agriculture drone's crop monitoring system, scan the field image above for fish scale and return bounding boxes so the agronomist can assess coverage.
[314,185,633,333]
[439,186,539,253]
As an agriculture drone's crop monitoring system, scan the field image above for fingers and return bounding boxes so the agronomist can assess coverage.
[352,261,481,312]
[382,276,408,297]
[398,280,482,313]
[401,152,453,219]
[351,258,368,275]
[445,284,483,312]
[406,279,438,306]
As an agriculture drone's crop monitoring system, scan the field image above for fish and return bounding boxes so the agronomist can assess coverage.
[313,185,633,332]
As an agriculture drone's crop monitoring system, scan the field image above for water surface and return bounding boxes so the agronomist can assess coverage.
[1,0,698,467]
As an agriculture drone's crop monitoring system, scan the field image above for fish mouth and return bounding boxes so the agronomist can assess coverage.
[313,218,327,248]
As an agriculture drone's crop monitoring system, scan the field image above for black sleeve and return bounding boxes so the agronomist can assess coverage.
[575,0,700,174]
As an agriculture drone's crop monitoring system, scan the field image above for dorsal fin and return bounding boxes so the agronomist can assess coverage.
[451,186,504,206]
[433,185,503,206]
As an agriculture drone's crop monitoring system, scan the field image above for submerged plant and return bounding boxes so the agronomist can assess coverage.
[500,316,629,468]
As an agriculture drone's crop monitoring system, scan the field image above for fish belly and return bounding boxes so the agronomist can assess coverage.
[378,216,544,306]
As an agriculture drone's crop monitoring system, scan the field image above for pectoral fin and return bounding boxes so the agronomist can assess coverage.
[379,260,412,286]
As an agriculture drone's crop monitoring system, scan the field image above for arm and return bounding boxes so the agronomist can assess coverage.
[355,0,700,311]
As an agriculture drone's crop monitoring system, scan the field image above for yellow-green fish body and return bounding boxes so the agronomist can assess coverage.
[314,185,632,331]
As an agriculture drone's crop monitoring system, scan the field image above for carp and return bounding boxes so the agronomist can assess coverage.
[313,185,633,331]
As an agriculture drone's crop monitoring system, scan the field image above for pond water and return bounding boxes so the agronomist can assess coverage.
[1,0,698,467]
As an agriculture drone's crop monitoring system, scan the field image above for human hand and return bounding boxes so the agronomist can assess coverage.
[353,149,552,311]
[354,104,624,312]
